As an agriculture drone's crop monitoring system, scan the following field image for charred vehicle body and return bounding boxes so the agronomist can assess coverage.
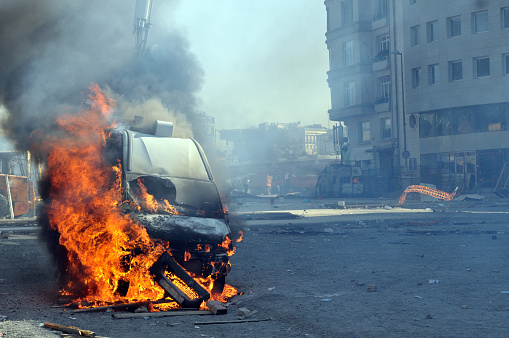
[109,121,232,293]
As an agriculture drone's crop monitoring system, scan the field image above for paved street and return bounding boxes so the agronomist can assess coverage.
[1,195,509,337]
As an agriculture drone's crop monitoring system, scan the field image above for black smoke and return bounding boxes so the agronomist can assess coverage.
[0,0,204,151]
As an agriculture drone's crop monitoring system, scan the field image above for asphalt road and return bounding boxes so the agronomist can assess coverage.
[1,196,509,337]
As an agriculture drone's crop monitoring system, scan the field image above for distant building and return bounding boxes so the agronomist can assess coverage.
[217,122,333,195]
[325,0,509,192]
[304,124,328,156]
[196,112,216,145]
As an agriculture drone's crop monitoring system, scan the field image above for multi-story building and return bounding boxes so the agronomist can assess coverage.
[304,124,329,155]
[325,0,509,193]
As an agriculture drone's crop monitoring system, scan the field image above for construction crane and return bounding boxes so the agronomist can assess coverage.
[133,0,153,57]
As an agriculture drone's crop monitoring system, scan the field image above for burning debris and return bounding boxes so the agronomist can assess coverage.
[34,84,240,310]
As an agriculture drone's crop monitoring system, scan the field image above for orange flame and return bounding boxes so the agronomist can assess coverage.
[41,84,165,304]
[135,178,180,215]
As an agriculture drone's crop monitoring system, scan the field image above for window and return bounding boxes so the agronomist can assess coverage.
[427,21,438,42]
[428,64,439,85]
[475,57,490,77]
[343,40,354,66]
[376,76,391,103]
[475,105,504,132]
[473,11,488,33]
[381,117,391,139]
[412,67,421,88]
[449,60,463,81]
[375,35,390,61]
[454,107,474,134]
[341,0,353,26]
[419,113,437,138]
[503,7,509,29]
[504,54,509,75]
[448,16,461,37]
[437,110,454,136]
[409,114,417,129]
[410,25,420,46]
[359,121,371,142]
[344,82,355,106]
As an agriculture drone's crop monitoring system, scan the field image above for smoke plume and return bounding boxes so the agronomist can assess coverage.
[0,0,204,151]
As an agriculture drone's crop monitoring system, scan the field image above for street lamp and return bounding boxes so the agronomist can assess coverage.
[392,49,408,168]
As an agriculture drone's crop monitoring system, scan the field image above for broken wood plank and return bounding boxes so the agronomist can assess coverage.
[60,335,109,338]
[112,310,213,319]
[206,300,227,315]
[193,317,272,325]
[72,299,175,313]
[44,322,95,337]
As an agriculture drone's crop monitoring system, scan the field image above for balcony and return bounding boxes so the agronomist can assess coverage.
[374,96,390,113]
[372,50,389,71]
[328,104,375,121]
[372,15,388,30]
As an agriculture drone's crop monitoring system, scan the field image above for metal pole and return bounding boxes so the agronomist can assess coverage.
[400,54,408,168]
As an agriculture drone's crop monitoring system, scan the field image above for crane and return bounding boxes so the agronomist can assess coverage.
[133,0,153,57]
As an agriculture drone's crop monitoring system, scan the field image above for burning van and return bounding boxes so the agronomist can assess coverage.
[108,120,232,294]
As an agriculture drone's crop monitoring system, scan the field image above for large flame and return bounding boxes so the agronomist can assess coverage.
[41,84,165,304]
[38,84,240,307]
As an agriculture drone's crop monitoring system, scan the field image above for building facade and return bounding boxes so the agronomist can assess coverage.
[325,0,509,192]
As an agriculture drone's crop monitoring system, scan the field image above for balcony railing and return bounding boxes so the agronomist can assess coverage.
[375,96,390,104]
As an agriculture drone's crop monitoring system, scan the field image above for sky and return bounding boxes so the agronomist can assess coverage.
[165,1,331,130]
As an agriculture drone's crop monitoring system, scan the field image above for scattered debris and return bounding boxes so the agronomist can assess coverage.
[71,299,175,313]
[60,335,109,338]
[43,322,96,337]
[414,295,423,299]
[428,279,440,284]
[237,307,258,319]
[366,284,377,292]
[455,194,484,201]
[206,300,227,315]
[134,306,148,313]
[461,305,468,309]
[112,310,213,319]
